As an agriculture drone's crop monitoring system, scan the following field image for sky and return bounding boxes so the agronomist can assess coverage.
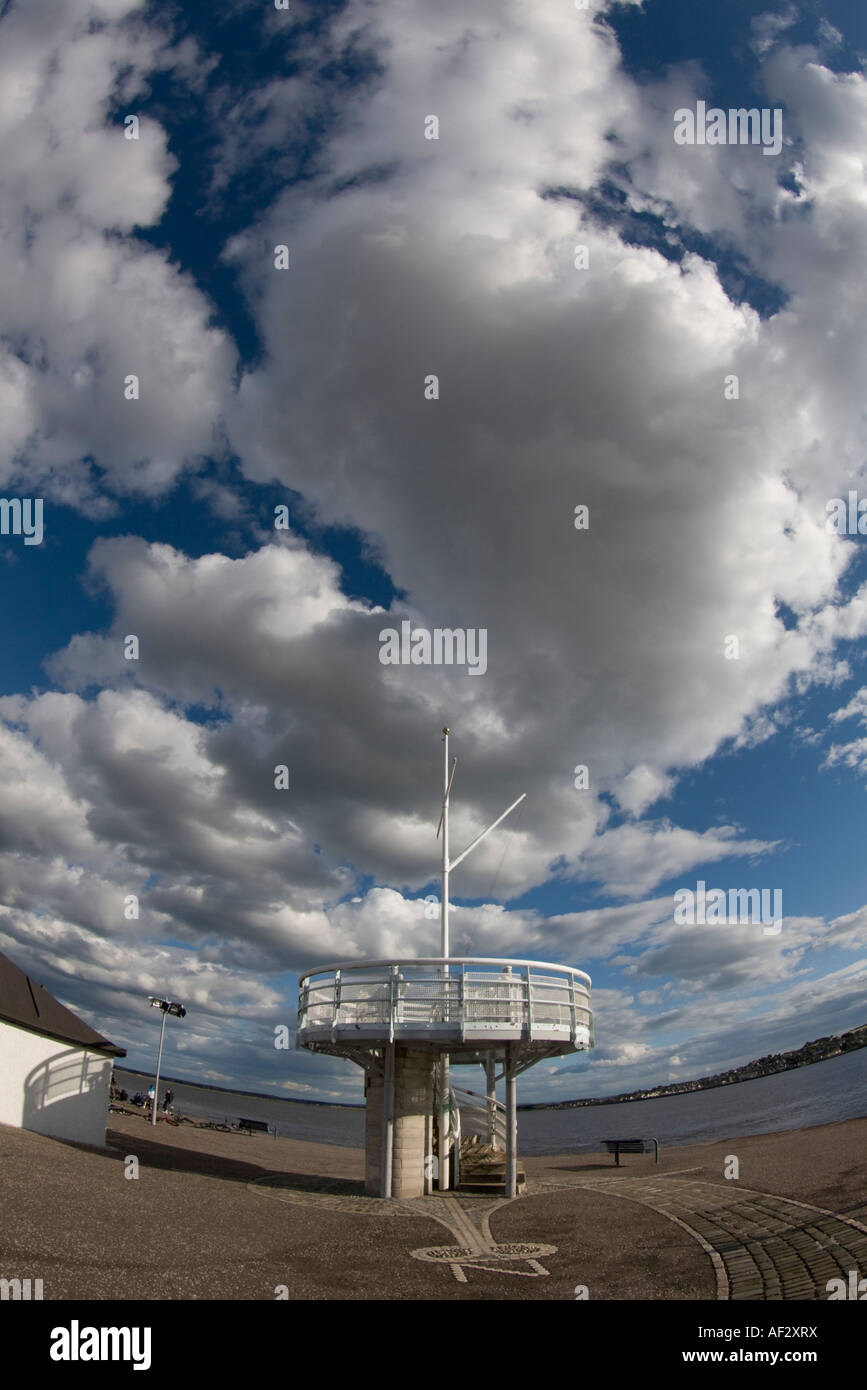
[1,0,867,1105]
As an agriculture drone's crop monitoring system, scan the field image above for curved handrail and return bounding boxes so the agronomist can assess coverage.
[297,955,593,1050]
[298,956,592,987]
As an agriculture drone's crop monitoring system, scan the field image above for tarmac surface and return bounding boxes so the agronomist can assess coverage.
[0,1112,864,1300]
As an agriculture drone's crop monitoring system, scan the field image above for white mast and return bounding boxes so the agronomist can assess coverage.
[435,727,525,1190]
[437,728,453,1188]
[438,728,456,957]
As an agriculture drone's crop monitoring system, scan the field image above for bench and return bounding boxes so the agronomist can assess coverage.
[237,1117,271,1135]
[602,1138,660,1166]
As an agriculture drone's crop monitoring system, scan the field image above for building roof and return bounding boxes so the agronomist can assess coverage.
[0,950,126,1058]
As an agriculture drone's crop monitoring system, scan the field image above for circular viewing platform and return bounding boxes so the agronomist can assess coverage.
[297,957,593,1065]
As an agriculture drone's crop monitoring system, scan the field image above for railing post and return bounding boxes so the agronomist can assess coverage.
[297,980,306,1035]
[334,969,341,1025]
[525,966,533,1039]
[388,963,397,1042]
[569,971,577,1045]
[503,963,514,1027]
[394,962,403,1025]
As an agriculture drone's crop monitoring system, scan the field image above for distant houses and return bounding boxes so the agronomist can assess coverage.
[524,1025,867,1110]
[0,950,125,1147]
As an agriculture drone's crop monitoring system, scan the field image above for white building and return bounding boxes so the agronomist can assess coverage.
[0,950,125,1148]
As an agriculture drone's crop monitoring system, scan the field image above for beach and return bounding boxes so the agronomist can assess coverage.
[2,1111,864,1301]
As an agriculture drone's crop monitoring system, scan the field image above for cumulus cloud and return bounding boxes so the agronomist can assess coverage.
[0,0,236,508]
[222,4,867,836]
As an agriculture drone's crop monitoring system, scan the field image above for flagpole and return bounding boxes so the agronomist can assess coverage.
[434,727,524,1192]
[439,726,451,1190]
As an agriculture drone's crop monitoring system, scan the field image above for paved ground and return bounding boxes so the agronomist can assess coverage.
[1,1112,864,1300]
[531,1170,867,1300]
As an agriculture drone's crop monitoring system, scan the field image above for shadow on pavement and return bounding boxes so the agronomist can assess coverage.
[105,1127,366,1194]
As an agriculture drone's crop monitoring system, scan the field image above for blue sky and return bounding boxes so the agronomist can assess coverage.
[1,0,867,1104]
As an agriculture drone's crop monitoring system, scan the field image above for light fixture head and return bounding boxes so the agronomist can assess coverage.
[147,995,186,1018]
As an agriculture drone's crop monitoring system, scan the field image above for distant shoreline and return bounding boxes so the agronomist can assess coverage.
[116,1066,363,1109]
[519,1025,867,1111]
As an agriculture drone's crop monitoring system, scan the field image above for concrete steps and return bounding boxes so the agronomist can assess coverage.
[456,1143,525,1194]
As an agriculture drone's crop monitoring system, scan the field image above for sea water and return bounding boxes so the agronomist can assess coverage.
[116,1043,867,1155]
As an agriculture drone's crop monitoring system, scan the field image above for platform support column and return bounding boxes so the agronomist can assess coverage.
[505,1044,518,1199]
[438,1056,450,1190]
[364,1064,383,1195]
[485,1053,498,1147]
[381,1042,395,1199]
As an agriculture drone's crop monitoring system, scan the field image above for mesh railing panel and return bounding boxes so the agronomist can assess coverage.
[299,961,593,1040]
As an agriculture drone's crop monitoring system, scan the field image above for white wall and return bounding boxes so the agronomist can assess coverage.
[0,1018,112,1147]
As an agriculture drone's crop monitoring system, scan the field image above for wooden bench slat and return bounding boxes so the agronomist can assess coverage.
[601,1138,660,1165]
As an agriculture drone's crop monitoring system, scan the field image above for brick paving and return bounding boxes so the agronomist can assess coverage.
[534,1170,867,1300]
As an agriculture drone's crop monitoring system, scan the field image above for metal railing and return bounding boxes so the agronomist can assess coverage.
[451,1084,507,1150]
[297,956,593,1049]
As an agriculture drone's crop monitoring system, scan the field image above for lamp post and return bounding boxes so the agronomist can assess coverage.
[147,996,186,1126]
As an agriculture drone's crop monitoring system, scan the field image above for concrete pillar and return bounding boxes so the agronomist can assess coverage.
[364,1048,434,1198]
[364,1066,383,1195]
[392,1047,435,1198]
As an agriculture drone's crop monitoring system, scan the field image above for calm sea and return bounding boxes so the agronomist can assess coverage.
[117,1044,867,1155]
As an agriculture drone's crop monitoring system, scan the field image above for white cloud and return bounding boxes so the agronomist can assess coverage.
[223,9,867,851]
[829,686,867,725]
[0,0,236,507]
[751,5,800,58]
[615,763,674,816]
